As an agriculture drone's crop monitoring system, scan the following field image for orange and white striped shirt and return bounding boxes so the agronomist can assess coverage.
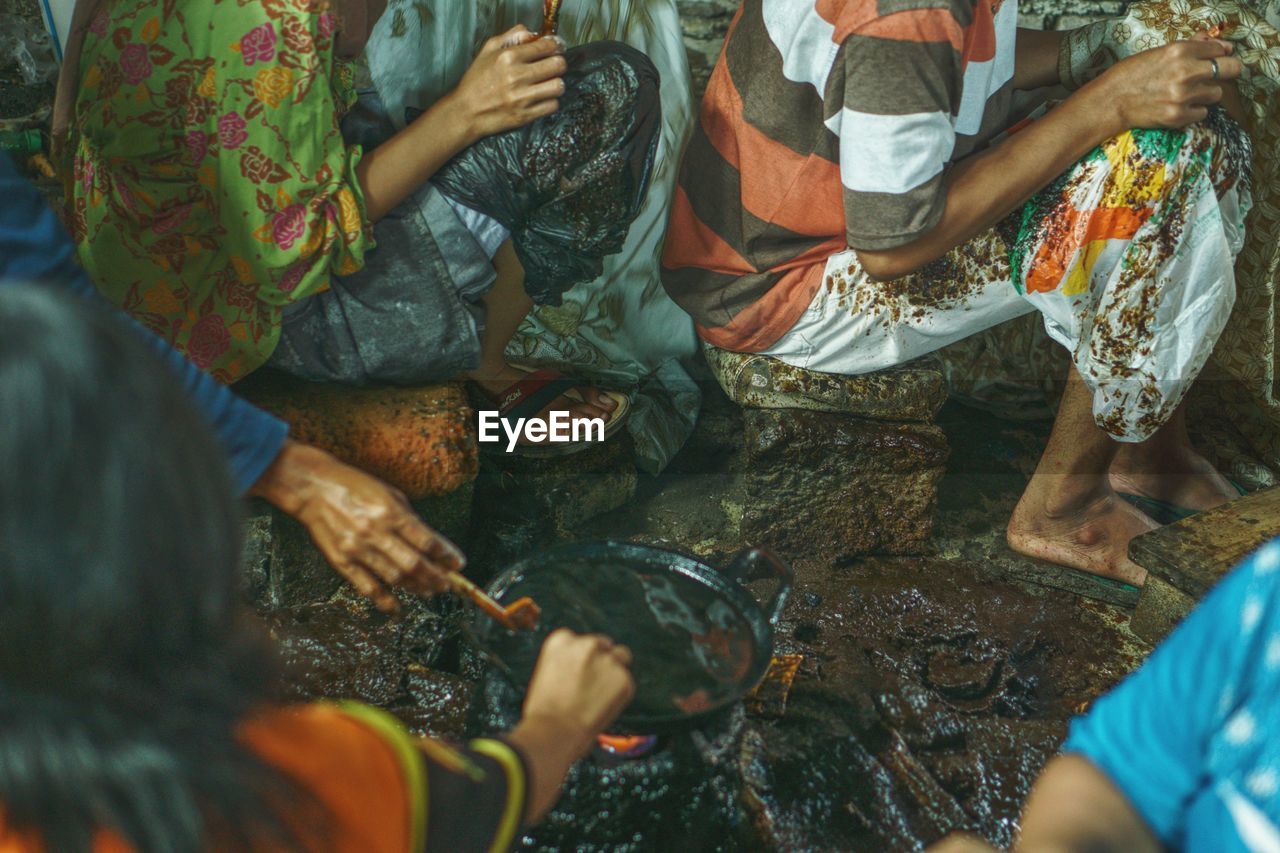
[662,0,1019,351]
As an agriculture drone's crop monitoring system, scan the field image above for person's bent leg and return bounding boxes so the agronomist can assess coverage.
[1109,403,1239,512]
[463,241,617,421]
[1005,104,1251,576]
[467,241,534,387]
[1008,367,1157,585]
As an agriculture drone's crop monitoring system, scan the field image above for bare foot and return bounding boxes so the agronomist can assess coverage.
[1109,446,1238,513]
[469,363,618,446]
[1008,490,1157,586]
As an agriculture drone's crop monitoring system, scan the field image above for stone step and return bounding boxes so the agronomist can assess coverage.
[237,370,479,500]
[1129,485,1280,643]
[743,410,949,560]
[703,343,951,561]
[704,345,947,422]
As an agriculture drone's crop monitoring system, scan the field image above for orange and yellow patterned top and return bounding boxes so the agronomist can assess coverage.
[0,702,528,852]
[66,0,374,382]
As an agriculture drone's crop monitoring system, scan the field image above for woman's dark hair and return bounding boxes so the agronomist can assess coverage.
[0,286,309,852]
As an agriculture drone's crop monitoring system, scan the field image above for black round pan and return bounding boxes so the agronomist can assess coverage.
[472,541,793,733]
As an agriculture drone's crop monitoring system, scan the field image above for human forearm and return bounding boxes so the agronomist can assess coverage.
[249,439,460,610]
[854,82,1117,280]
[354,26,567,222]
[505,630,635,826]
[160,351,287,492]
[855,35,1240,281]
[504,713,597,825]
[355,95,477,222]
[1014,28,1067,91]
[926,751,1158,853]
[1013,755,1161,853]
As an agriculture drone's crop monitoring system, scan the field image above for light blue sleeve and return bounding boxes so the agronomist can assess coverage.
[1063,541,1280,844]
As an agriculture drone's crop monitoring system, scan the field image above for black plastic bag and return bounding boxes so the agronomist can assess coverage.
[432,41,661,306]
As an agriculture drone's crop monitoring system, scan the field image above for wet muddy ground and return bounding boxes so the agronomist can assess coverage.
[271,389,1150,851]
[1,1,1155,845]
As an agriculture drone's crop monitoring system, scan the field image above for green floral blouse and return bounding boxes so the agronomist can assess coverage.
[68,0,373,382]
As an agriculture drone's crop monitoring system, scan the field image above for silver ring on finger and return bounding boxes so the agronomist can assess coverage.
[1210,58,1220,81]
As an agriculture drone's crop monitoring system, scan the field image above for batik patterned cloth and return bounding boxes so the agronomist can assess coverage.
[66,0,373,382]
[1011,109,1253,441]
[953,0,1280,484]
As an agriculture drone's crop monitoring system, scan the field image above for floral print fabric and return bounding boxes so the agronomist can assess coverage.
[67,0,373,382]
[949,0,1280,485]
[1011,110,1253,442]
[1121,0,1280,488]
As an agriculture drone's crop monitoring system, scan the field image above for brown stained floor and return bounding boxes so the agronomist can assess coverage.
[1,49,1151,838]
[266,385,1153,850]
[527,391,1152,850]
[0,3,1155,844]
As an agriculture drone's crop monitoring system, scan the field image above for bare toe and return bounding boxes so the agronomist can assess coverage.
[583,387,618,412]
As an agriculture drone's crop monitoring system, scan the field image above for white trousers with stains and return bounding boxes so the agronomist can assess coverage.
[762,231,1033,380]
[765,113,1252,443]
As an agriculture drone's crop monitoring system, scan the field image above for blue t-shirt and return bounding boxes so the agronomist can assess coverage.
[1066,540,1280,852]
[0,153,287,492]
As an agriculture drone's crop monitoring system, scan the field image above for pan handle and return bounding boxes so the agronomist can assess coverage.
[722,547,793,625]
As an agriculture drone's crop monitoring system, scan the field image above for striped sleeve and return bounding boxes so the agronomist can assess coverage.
[418,737,528,853]
[831,10,965,250]
[335,702,528,853]
[334,702,429,851]
[468,740,528,852]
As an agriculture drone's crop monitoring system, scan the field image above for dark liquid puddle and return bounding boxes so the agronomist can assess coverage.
[266,543,1137,849]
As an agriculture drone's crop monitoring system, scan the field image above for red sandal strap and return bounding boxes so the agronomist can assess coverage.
[489,369,579,421]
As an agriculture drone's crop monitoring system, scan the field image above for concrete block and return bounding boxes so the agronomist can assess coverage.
[704,345,947,422]
[1129,577,1196,645]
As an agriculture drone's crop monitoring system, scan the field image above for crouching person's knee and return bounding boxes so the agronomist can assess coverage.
[564,41,661,159]
[572,41,660,116]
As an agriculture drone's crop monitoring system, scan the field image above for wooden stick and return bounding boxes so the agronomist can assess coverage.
[448,573,541,631]
[542,0,564,36]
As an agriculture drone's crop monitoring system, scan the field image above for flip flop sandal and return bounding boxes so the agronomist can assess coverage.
[472,365,630,458]
[1015,555,1142,607]
[1119,479,1249,526]
[1118,492,1196,526]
